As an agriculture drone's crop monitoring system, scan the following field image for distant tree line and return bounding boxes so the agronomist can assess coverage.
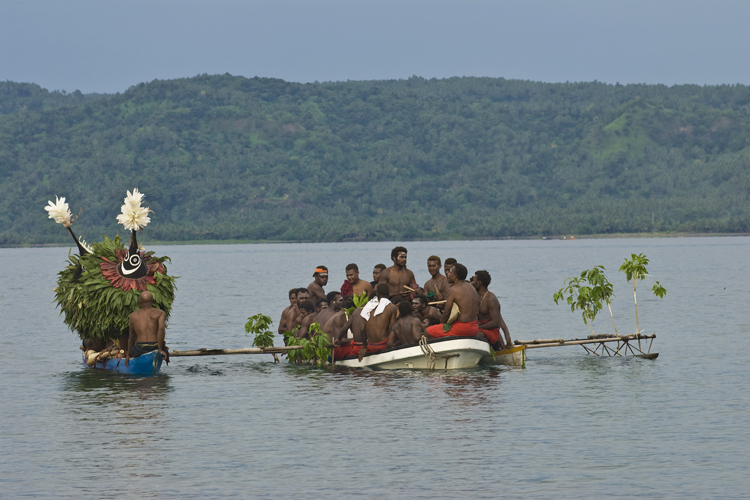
[0,75,749,246]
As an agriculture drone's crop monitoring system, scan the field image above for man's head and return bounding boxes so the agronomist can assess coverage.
[373,263,386,282]
[412,294,428,313]
[288,288,298,305]
[447,263,468,283]
[390,295,404,305]
[139,291,154,308]
[315,297,329,312]
[444,257,457,276]
[327,291,343,311]
[376,283,389,298]
[345,263,360,284]
[312,266,329,286]
[342,296,355,310]
[397,300,413,318]
[391,246,408,267]
[296,288,310,303]
[473,270,491,291]
[427,255,442,277]
[298,300,315,316]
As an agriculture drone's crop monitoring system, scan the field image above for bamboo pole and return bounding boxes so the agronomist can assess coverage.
[171,346,306,357]
[517,334,655,349]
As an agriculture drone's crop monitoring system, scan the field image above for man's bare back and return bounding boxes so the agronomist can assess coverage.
[365,302,397,344]
[391,315,423,347]
[126,291,166,365]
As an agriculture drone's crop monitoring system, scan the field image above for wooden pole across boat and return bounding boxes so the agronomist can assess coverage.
[171,346,306,357]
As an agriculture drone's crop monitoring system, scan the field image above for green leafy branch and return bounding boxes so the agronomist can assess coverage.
[553,275,602,336]
[283,323,332,368]
[244,313,279,362]
[619,253,667,339]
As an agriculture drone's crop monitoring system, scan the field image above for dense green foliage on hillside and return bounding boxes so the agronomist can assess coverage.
[1,75,749,246]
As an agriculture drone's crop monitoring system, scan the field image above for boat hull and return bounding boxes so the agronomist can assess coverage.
[335,338,490,370]
[82,350,163,375]
[480,345,526,367]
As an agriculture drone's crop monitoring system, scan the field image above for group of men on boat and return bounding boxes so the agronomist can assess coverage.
[278,246,513,361]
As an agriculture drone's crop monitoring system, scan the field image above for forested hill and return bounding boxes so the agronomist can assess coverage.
[1,75,749,246]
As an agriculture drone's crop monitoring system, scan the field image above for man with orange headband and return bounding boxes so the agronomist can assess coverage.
[307,266,328,304]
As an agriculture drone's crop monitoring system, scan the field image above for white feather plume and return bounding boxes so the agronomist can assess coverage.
[44,196,72,226]
[116,188,151,231]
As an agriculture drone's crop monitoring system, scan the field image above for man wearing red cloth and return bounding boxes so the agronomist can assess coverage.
[332,302,366,361]
[426,263,479,339]
[471,270,512,350]
[362,283,398,355]
[341,263,372,298]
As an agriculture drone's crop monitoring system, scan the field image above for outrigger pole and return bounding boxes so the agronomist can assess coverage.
[514,333,658,359]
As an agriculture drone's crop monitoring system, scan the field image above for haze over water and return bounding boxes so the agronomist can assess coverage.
[1,237,748,498]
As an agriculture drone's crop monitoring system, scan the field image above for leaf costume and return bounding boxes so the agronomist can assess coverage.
[47,191,177,342]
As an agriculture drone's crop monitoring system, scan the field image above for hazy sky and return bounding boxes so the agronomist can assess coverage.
[1,0,748,94]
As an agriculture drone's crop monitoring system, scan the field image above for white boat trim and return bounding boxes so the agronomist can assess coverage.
[335,337,491,370]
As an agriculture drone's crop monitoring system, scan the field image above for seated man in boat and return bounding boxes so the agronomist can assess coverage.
[378,246,420,300]
[443,258,457,281]
[371,263,386,288]
[412,294,442,328]
[423,255,450,304]
[293,300,317,339]
[323,295,353,336]
[333,302,367,361]
[341,263,372,299]
[126,291,168,366]
[307,266,328,304]
[471,270,512,350]
[278,288,298,335]
[362,283,398,353]
[315,291,341,328]
[426,263,479,339]
[391,301,424,347]
[289,288,310,329]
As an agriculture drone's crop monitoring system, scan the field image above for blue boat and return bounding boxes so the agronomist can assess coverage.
[82,350,163,375]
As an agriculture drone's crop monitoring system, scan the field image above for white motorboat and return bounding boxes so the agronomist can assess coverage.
[334,337,491,370]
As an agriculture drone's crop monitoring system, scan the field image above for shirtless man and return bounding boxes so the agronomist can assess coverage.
[472,270,512,349]
[371,264,386,289]
[362,283,398,353]
[412,294,442,329]
[323,296,352,336]
[344,263,372,299]
[315,292,341,329]
[289,288,310,330]
[426,263,479,338]
[443,258,457,281]
[391,301,424,347]
[423,255,450,303]
[278,288,298,335]
[125,291,167,366]
[307,266,328,304]
[293,300,317,339]
[378,246,419,300]
[332,303,367,361]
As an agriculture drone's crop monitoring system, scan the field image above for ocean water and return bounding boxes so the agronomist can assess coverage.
[1,237,748,499]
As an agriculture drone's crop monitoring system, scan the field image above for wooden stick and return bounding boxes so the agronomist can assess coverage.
[403,285,415,292]
[428,300,446,305]
[516,334,655,349]
[171,346,305,357]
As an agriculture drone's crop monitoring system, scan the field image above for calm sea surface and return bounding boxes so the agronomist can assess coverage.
[1,237,748,499]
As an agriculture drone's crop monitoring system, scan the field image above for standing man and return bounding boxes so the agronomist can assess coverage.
[307,266,328,303]
[472,270,512,350]
[426,263,479,338]
[126,291,167,366]
[342,263,372,299]
[378,246,419,300]
[278,288,298,335]
[371,264,386,289]
[423,255,450,303]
